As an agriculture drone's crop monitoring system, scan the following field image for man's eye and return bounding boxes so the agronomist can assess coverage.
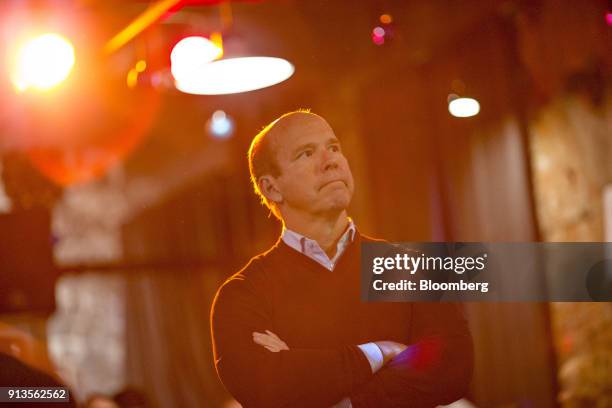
[329,144,340,152]
[298,150,313,159]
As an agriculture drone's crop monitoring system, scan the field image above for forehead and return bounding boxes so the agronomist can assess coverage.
[270,115,337,153]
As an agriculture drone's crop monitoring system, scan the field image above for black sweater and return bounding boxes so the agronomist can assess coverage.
[210,232,473,408]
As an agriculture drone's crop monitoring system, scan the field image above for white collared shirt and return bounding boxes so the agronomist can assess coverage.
[281,220,357,271]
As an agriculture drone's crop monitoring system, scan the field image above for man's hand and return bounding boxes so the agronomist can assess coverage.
[252,330,289,352]
[374,341,408,365]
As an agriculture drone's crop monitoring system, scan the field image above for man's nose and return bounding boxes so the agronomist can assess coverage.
[321,149,339,171]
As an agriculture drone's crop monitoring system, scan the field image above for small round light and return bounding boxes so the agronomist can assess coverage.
[448,97,480,118]
[135,60,147,72]
[371,26,386,45]
[373,26,386,37]
[207,110,234,139]
[380,14,393,24]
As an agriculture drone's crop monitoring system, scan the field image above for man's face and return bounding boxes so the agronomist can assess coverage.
[269,115,355,217]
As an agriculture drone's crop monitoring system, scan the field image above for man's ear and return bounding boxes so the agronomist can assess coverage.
[258,176,283,204]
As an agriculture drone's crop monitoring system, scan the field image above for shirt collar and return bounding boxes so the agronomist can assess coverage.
[281,219,356,270]
[282,218,356,246]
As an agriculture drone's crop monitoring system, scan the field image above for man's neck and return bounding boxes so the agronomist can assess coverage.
[282,210,350,258]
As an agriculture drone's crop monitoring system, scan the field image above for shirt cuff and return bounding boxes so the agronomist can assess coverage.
[357,342,384,373]
[333,397,352,408]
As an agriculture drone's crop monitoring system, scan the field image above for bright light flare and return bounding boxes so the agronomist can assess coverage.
[171,36,223,81]
[373,27,385,37]
[11,33,75,92]
[175,57,294,95]
[448,97,480,118]
[207,110,234,139]
[380,14,393,24]
[372,26,385,45]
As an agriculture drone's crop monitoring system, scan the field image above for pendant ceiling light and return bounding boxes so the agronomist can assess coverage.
[174,56,294,95]
[106,0,294,96]
[171,3,294,95]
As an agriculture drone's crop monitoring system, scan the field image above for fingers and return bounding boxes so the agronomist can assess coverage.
[264,330,288,346]
[252,332,283,349]
[253,330,283,344]
[264,330,289,350]
[252,332,278,347]
[265,330,281,340]
[252,331,289,352]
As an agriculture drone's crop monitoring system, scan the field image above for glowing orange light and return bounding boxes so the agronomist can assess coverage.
[380,14,393,24]
[127,68,138,88]
[11,33,75,92]
[135,60,147,72]
[210,32,224,58]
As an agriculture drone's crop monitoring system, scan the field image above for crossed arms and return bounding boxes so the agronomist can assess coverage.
[211,277,473,408]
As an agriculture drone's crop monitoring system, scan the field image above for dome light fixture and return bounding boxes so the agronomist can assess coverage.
[174,56,294,95]
[448,95,480,118]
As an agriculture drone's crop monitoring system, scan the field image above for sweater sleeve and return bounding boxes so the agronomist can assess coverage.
[210,270,373,408]
[349,303,474,408]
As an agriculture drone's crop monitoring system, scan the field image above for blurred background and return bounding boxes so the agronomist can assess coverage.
[0,0,611,407]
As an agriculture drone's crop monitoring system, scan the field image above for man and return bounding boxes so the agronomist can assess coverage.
[210,111,473,407]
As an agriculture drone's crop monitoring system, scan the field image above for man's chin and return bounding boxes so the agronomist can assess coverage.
[322,194,352,213]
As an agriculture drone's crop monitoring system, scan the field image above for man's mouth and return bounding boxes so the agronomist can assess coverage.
[319,180,345,190]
